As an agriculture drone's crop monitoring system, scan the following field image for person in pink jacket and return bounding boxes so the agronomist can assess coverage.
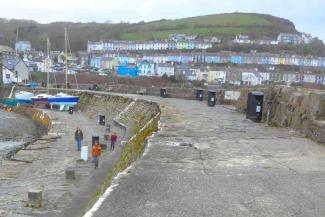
[110,132,118,152]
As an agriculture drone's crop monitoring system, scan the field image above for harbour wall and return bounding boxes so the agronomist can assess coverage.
[237,86,325,144]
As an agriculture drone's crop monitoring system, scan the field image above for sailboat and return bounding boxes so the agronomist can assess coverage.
[2,85,35,106]
[48,92,79,106]
[15,91,35,103]
[44,28,79,109]
[31,38,53,106]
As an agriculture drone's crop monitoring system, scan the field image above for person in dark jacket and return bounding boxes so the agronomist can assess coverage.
[110,132,118,152]
[74,127,83,151]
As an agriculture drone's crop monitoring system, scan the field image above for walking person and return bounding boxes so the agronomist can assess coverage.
[110,132,118,152]
[92,141,102,169]
[74,127,83,151]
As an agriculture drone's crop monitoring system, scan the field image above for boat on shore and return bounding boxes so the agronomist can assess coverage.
[1,98,20,107]
[31,94,52,108]
[31,93,52,103]
[48,92,80,106]
[15,91,35,103]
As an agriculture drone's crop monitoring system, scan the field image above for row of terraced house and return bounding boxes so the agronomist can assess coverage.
[115,60,325,86]
[90,51,325,69]
[87,40,213,52]
[182,67,325,86]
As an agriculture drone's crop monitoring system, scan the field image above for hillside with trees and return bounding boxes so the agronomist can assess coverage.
[0,13,301,52]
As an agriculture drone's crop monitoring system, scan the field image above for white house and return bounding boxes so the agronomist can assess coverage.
[233,35,253,44]
[87,41,103,52]
[259,72,270,83]
[301,33,313,44]
[256,40,279,45]
[277,33,302,45]
[156,63,174,76]
[3,59,29,83]
[283,72,300,84]
[242,72,262,86]
[208,69,227,83]
[2,66,18,84]
[103,41,114,51]
[303,74,316,83]
[196,68,209,81]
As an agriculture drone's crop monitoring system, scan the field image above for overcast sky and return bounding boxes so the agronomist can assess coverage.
[1,0,324,40]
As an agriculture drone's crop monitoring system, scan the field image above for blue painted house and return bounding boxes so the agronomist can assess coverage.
[262,56,270,65]
[138,60,155,76]
[167,55,181,63]
[231,56,243,64]
[205,55,220,64]
[322,59,325,68]
[180,55,193,64]
[117,64,139,77]
[90,57,102,68]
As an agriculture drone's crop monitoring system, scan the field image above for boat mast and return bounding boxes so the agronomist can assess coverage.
[47,38,50,91]
[15,28,19,52]
[65,27,68,89]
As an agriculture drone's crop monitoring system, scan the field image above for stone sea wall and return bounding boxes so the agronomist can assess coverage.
[0,87,51,159]
[236,86,325,144]
[13,107,52,131]
[69,91,160,137]
[62,90,161,215]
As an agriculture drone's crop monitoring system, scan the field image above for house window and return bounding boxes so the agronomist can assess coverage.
[6,74,10,79]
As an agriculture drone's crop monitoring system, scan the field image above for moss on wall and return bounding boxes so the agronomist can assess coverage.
[85,112,160,215]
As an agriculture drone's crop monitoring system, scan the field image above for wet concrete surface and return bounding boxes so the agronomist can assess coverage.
[91,96,325,217]
[0,110,36,158]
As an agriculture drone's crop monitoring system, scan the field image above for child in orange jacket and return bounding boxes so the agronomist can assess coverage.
[92,141,102,169]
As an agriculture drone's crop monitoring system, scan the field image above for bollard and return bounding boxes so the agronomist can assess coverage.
[65,168,75,180]
[160,88,167,98]
[246,91,264,122]
[99,115,105,126]
[27,189,42,208]
[68,107,74,115]
[196,89,204,101]
[207,91,217,107]
[92,136,100,146]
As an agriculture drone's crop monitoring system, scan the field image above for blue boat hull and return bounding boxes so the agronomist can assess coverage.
[48,97,79,106]
[2,98,33,106]
[17,99,33,103]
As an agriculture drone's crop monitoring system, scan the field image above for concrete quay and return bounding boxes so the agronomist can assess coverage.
[89,95,325,217]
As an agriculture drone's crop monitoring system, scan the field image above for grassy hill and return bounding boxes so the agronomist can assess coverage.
[0,13,298,51]
[121,13,297,40]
